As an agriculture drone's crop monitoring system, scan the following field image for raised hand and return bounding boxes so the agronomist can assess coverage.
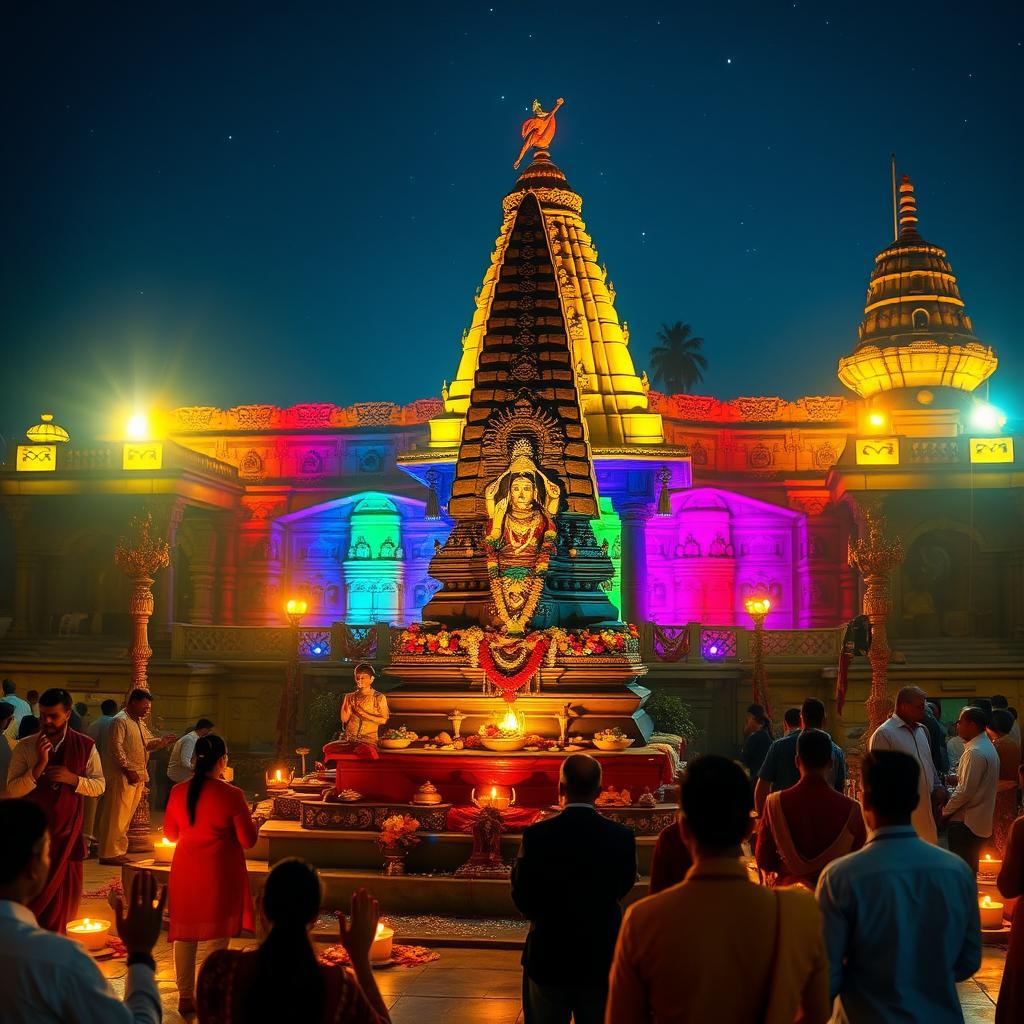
[337,887,380,963]
[112,870,167,957]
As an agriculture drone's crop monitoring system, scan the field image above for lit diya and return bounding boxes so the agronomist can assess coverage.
[68,917,111,951]
[265,767,294,791]
[479,707,527,752]
[471,785,516,811]
[370,921,395,962]
[979,894,1004,929]
[154,837,177,863]
[978,853,1002,881]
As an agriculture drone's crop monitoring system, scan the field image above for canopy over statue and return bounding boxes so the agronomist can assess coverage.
[514,97,565,170]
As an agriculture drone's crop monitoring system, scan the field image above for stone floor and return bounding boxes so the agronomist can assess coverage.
[81,860,1007,1023]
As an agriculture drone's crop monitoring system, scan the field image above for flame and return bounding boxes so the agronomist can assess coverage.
[376,922,384,937]
[981,895,993,908]
[984,854,993,861]
[72,918,105,932]
[275,769,282,781]
[161,837,175,847]
[491,787,497,798]
[500,710,520,732]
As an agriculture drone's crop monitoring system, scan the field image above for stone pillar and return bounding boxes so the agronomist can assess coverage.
[217,511,241,625]
[187,521,218,626]
[618,505,651,626]
[847,498,904,742]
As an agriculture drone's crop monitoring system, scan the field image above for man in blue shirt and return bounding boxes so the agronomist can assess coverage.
[816,750,981,1023]
[754,698,846,815]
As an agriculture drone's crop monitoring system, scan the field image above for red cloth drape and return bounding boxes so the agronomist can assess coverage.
[26,728,93,933]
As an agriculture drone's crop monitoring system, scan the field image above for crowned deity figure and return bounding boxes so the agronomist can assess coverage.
[513,97,565,170]
[484,439,560,635]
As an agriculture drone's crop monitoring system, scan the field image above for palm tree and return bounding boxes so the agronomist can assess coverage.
[649,322,708,395]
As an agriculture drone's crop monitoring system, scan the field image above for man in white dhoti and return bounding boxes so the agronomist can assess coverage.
[96,690,176,864]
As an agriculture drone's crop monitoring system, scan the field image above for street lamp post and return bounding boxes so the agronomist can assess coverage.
[277,598,308,758]
[743,596,773,719]
[847,499,904,742]
[114,511,170,853]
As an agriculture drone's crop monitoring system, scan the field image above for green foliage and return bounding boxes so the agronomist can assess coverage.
[646,692,699,741]
[649,321,708,395]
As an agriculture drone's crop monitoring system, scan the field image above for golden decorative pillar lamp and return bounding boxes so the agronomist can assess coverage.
[847,500,904,741]
[277,598,307,758]
[114,511,171,852]
[743,596,773,719]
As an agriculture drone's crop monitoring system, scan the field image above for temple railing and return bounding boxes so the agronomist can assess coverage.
[171,623,383,662]
[640,622,842,665]
[172,620,842,667]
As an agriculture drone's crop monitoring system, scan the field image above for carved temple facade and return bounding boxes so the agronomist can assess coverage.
[1,161,1021,755]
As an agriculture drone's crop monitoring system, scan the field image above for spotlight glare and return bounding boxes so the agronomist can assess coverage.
[970,403,1006,433]
[125,413,150,440]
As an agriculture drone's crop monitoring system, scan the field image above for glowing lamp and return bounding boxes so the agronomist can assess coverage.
[979,894,1004,929]
[970,402,1007,433]
[153,836,177,863]
[866,411,887,430]
[471,784,516,811]
[265,766,294,791]
[68,917,111,951]
[704,642,725,660]
[284,598,308,627]
[311,644,324,656]
[744,597,771,617]
[26,412,70,444]
[370,921,395,962]
[978,853,1002,880]
[125,413,151,440]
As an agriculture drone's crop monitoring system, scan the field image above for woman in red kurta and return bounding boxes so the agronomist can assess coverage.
[164,733,259,1016]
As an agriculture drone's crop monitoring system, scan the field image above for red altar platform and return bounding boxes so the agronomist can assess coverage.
[322,743,673,808]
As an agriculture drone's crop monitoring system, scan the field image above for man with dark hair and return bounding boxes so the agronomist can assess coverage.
[2,678,32,742]
[97,689,176,865]
[167,717,215,783]
[340,662,389,746]
[512,754,636,1023]
[817,750,980,1022]
[0,800,165,1022]
[869,685,947,844]
[754,697,847,815]
[783,707,802,734]
[941,705,1000,872]
[6,688,105,932]
[756,729,866,888]
[608,755,829,1023]
[923,698,949,778]
[992,693,1022,745]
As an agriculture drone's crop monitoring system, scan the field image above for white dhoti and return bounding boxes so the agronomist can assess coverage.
[96,774,144,859]
[82,794,100,844]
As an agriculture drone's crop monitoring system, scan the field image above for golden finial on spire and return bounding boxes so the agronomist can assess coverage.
[898,174,920,239]
[514,97,565,170]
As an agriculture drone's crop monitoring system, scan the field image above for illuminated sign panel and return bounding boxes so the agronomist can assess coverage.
[123,442,163,470]
[16,445,57,472]
[969,437,1014,464]
[855,438,899,466]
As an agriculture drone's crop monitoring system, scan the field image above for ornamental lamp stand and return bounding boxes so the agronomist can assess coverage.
[743,596,772,720]
[277,598,308,759]
[114,512,170,853]
[847,500,904,743]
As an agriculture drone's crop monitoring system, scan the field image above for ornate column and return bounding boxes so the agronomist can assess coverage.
[847,498,904,741]
[187,521,218,626]
[617,505,651,626]
[115,512,170,853]
[744,597,772,718]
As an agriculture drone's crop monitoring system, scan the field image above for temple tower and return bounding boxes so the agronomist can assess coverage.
[428,152,664,450]
[838,173,998,412]
[422,191,618,629]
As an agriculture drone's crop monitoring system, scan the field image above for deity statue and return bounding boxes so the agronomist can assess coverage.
[484,439,560,636]
[514,97,565,170]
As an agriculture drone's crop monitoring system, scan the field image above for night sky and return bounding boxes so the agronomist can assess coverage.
[2,3,1021,443]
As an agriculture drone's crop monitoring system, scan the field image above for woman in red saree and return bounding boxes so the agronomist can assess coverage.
[165,734,259,1016]
[997,801,1024,1024]
[197,859,389,1024]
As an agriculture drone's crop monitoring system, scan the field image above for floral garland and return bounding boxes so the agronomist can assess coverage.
[478,633,551,702]
[548,624,640,658]
[485,516,557,636]
[399,623,463,655]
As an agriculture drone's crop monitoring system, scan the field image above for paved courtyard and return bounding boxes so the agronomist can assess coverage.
[79,861,1007,1023]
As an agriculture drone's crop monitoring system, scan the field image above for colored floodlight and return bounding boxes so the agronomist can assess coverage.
[970,402,1006,433]
[125,412,151,440]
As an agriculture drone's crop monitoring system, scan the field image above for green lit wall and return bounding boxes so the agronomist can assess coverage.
[592,497,622,618]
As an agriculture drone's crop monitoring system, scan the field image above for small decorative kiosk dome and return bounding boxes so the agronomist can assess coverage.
[838,174,997,398]
[26,412,70,444]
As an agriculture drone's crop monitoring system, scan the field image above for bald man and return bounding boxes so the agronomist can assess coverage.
[869,686,948,843]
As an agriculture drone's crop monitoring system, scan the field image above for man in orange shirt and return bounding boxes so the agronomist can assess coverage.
[606,755,830,1024]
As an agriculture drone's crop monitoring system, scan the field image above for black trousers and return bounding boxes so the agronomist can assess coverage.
[522,974,607,1024]
[947,820,986,874]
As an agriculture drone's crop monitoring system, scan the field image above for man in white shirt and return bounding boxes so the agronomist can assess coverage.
[868,686,947,844]
[817,749,980,1024]
[96,689,176,865]
[2,679,33,743]
[941,705,1001,873]
[83,699,119,851]
[166,717,214,784]
[0,799,164,1023]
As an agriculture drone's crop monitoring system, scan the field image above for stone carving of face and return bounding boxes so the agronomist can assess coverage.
[509,476,536,514]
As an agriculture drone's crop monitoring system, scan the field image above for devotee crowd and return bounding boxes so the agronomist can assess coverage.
[0,676,1022,1022]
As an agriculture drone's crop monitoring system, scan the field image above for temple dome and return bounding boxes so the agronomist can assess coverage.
[837,174,997,398]
[429,149,662,449]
